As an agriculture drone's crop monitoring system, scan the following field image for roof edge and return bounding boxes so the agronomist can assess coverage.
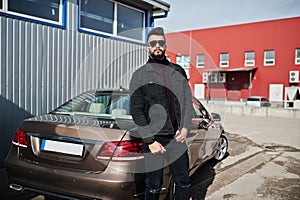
[141,0,170,12]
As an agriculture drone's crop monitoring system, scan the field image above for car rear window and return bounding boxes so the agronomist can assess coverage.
[51,91,131,119]
[247,98,259,101]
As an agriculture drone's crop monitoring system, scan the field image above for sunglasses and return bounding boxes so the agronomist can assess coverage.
[148,40,166,48]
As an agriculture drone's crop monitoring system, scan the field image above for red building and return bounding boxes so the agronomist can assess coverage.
[165,17,300,102]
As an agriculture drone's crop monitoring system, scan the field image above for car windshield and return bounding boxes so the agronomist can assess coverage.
[51,91,131,119]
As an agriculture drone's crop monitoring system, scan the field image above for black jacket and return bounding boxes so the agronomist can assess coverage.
[129,58,193,141]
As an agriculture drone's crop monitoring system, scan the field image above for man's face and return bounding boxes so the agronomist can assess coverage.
[147,35,166,60]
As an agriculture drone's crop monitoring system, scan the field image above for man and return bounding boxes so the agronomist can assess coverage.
[129,27,193,200]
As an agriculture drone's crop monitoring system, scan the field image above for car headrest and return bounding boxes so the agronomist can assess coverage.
[89,103,105,113]
[111,108,127,117]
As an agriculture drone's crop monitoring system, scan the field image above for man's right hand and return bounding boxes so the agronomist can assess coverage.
[148,141,166,154]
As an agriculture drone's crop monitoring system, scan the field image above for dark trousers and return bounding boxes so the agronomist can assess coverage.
[142,136,190,200]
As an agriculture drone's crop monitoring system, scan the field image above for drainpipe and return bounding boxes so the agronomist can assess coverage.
[150,11,169,27]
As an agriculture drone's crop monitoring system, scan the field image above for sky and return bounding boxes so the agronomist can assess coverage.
[155,0,300,32]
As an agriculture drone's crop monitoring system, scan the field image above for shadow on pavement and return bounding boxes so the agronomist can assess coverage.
[189,159,218,200]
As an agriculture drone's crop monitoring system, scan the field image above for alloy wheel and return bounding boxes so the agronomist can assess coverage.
[214,135,228,161]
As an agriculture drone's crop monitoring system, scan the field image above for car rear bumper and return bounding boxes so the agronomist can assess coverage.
[5,148,146,200]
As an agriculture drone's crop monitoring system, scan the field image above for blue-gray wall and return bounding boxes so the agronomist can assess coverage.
[0,0,149,166]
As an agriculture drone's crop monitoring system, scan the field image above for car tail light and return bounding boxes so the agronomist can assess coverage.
[96,141,143,161]
[12,128,28,148]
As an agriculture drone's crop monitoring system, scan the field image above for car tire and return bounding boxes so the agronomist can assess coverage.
[214,134,228,161]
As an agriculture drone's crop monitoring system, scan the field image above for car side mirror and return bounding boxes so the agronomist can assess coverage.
[211,113,221,121]
[200,118,209,129]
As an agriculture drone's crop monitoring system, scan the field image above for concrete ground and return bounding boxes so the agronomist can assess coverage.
[202,114,300,200]
[207,152,300,200]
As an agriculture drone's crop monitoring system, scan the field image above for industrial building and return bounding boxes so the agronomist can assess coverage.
[165,17,300,106]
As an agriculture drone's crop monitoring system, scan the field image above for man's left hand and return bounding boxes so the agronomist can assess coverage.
[174,127,189,143]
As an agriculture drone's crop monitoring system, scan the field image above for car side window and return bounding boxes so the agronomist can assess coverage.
[110,95,130,114]
[192,99,210,119]
[193,103,203,118]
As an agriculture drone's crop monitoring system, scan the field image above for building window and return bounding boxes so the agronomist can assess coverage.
[244,51,255,66]
[79,0,145,42]
[176,55,190,68]
[0,0,64,26]
[220,53,229,67]
[117,4,144,41]
[80,0,114,34]
[264,50,275,66]
[295,48,300,65]
[196,54,205,68]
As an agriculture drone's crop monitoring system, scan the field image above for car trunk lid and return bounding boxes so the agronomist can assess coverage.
[17,114,135,172]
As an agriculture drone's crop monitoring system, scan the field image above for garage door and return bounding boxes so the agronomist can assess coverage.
[227,85,241,101]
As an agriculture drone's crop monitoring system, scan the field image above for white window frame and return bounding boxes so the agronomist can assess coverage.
[184,69,190,79]
[295,48,300,65]
[264,50,275,66]
[176,55,190,68]
[196,54,205,68]
[79,0,145,43]
[0,0,65,26]
[220,53,229,67]
[244,51,255,66]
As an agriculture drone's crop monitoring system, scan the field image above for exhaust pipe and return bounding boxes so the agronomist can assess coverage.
[9,183,23,191]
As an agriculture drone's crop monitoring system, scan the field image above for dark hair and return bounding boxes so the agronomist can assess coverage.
[147,27,166,41]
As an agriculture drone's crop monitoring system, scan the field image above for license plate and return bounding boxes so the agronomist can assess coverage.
[41,139,84,157]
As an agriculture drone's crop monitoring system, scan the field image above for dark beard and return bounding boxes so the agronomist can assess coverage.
[150,50,165,61]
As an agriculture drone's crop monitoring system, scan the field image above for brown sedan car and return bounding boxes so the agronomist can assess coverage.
[5,89,228,200]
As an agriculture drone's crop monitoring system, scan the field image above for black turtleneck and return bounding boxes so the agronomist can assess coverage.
[147,56,170,65]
